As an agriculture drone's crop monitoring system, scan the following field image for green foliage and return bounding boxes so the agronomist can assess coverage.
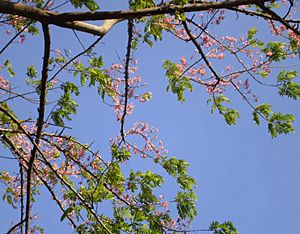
[210,221,239,234]
[266,1,281,9]
[26,65,38,78]
[163,60,193,102]
[0,102,16,127]
[107,163,125,191]
[208,95,240,126]
[27,25,40,35]
[129,0,156,10]
[252,103,295,137]
[277,70,300,99]
[247,27,257,41]
[70,0,99,11]
[51,82,79,126]
[2,187,18,207]
[289,36,300,58]
[268,113,295,138]
[262,41,288,61]
[257,70,269,78]
[60,206,74,222]
[163,157,196,191]
[4,59,15,77]
[111,144,131,162]
[176,190,197,220]
[144,15,165,43]
[73,56,114,101]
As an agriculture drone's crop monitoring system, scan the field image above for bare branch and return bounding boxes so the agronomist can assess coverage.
[25,23,51,234]
[120,19,134,142]
[0,0,272,35]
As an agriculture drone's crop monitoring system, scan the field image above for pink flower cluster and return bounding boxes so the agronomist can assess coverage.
[125,122,168,160]
[105,61,150,121]
[0,76,10,96]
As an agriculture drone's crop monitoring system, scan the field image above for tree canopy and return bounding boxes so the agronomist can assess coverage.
[0,0,299,233]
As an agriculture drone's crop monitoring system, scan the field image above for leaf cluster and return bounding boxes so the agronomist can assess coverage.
[277,70,300,100]
[252,103,295,138]
[163,60,193,102]
[209,95,240,126]
[210,221,239,234]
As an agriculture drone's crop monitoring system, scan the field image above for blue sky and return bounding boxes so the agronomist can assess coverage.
[1,1,300,233]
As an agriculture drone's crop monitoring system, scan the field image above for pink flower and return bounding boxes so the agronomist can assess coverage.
[218,53,225,59]
[266,51,273,57]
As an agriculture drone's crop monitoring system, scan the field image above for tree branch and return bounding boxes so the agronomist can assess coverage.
[120,19,134,142]
[0,0,271,35]
[257,1,300,36]
[25,23,51,234]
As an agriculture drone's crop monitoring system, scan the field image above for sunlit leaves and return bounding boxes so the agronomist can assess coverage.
[0,102,16,127]
[73,56,114,101]
[27,25,40,35]
[4,60,15,77]
[289,36,300,58]
[262,41,288,61]
[208,95,240,126]
[107,163,125,191]
[277,70,300,99]
[163,60,193,102]
[268,113,295,138]
[141,91,153,102]
[247,27,257,41]
[210,221,239,234]
[51,82,79,126]
[130,0,155,10]
[60,206,74,222]
[2,187,18,207]
[252,103,295,138]
[144,15,165,43]
[176,190,197,220]
[111,144,131,162]
[163,157,196,190]
[26,65,37,78]
[70,0,99,11]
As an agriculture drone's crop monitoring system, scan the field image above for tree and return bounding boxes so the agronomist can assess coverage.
[0,0,299,233]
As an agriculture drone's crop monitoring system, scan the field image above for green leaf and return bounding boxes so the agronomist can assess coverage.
[247,27,257,40]
[252,111,260,125]
[210,221,239,234]
[208,95,239,125]
[257,70,269,78]
[26,65,37,78]
[60,207,74,222]
[255,103,273,120]
[277,70,300,99]
[176,190,197,220]
[6,195,12,205]
[253,104,295,137]
[163,60,193,102]
[269,113,295,138]
[4,60,15,77]
[70,0,99,11]
[262,41,287,61]
[111,144,131,162]
[224,109,240,126]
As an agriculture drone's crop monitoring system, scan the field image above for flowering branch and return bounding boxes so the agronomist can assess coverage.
[120,19,134,142]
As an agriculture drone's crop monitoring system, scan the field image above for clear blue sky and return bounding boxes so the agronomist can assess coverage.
[1,2,300,234]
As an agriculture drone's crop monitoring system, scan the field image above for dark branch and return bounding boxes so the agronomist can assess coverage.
[120,19,133,142]
[25,23,50,234]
